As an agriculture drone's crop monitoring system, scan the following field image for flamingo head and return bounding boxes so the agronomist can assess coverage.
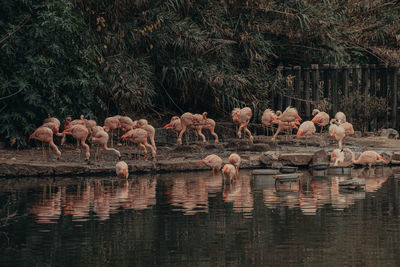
[233,113,240,121]
[121,132,131,141]
[200,158,207,165]
[378,156,389,164]
[296,130,303,137]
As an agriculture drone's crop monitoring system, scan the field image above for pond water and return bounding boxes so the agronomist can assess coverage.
[1,167,400,266]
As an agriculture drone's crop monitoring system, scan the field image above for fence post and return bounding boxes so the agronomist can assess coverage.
[323,64,330,103]
[331,65,338,115]
[390,65,399,129]
[362,64,369,101]
[311,64,320,107]
[370,64,376,96]
[342,65,349,99]
[352,65,360,93]
[284,67,293,107]
[294,66,301,112]
[304,68,311,119]
[379,64,389,127]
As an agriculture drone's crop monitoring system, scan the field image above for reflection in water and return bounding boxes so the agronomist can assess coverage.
[30,178,156,223]
[1,168,399,266]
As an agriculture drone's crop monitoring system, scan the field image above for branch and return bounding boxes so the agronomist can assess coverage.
[0,86,24,101]
[0,15,31,45]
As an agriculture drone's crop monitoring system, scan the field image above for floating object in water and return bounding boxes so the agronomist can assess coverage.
[280,166,298,174]
[328,165,352,175]
[252,169,279,175]
[338,178,365,191]
[274,173,302,182]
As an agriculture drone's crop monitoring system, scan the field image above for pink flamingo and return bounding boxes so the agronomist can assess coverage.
[103,115,121,147]
[134,119,157,152]
[296,121,316,138]
[62,125,90,161]
[331,148,345,166]
[334,111,346,125]
[200,154,222,174]
[344,148,388,174]
[312,109,330,133]
[232,107,253,141]
[29,126,61,159]
[329,119,346,149]
[116,161,129,178]
[222,164,236,181]
[121,128,156,160]
[272,107,302,140]
[229,153,241,178]
[90,129,121,160]
[261,109,277,136]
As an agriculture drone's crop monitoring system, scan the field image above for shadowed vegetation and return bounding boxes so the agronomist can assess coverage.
[1,0,399,146]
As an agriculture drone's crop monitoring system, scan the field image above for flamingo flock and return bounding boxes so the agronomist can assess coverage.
[29,105,389,178]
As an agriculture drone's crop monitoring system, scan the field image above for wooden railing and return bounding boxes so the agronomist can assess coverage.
[270,64,399,130]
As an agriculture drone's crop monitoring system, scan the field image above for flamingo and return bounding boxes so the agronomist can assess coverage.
[43,117,61,128]
[229,153,241,178]
[200,154,222,174]
[163,116,183,143]
[29,126,61,159]
[232,107,253,141]
[296,121,316,138]
[331,148,345,166]
[41,122,63,137]
[261,109,277,136]
[194,112,219,144]
[339,122,354,136]
[90,130,121,160]
[104,115,121,147]
[118,116,134,131]
[335,111,346,125]
[312,109,330,133]
[271,106,301,140]
[61,115,87,145]
[329,120,346,149]
[344,148,388,174]
[116,161,129,178]
[222,164,236,181]
[177,112,208,145]
[62,125,90,161]
[134,119,157,152]
[121,128,156,160]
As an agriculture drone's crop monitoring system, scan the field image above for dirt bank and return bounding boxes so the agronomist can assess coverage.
[1,134,400,177]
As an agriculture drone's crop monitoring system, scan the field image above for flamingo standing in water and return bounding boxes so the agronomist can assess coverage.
[331,148,345,166]
[62,125,90,161]
[312,109,330,133]
[116,161,129,178]
[222,164,236,181]
[344,148,388,174]
[229,153,241,178]
[122,128,156,160]
[296,121,316,138]
[261,109,277,136]
[90,130,121,160]
[232,107,253,141]
[200,154,222,174]
[29,126,61,159]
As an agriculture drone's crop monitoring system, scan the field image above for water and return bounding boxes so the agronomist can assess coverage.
[1,168,400,266]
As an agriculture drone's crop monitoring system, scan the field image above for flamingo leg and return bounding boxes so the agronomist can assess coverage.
[209,128,219,143]
[138,143,148,160]
[178,124,187,145]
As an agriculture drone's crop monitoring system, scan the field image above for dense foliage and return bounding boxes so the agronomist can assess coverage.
[1,0,399,146]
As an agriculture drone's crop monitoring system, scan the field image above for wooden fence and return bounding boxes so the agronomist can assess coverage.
[270,64,399,131]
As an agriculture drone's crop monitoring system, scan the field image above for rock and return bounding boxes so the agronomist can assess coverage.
[354,131,362,138]
[378,128,399,139]
[252,144,270,152]
[173,144,205,153]
[279,153,313,166]
[259,151,280,166]
[312,149,329,166]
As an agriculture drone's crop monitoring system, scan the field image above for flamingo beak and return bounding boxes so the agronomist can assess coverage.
[233,114,240,120]
[297,130,303,137]
[380,156,389,164]
[296,115,302,121]
[311,117,316,123]
[163,123,172,129]
[200,159,205,165]
[330,130,335,136]
[123,168,128,178]
[272,117,279,123]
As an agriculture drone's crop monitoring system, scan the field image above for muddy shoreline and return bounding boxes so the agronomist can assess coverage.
[1,134,400,177]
